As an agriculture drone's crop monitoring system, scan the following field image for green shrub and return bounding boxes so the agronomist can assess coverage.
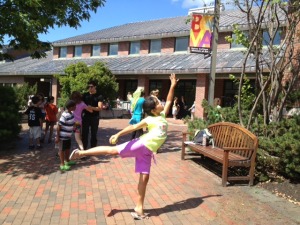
[13,83,37,110]
[0,86,21,142]
[187,98,300,182]
[257,115,300,180]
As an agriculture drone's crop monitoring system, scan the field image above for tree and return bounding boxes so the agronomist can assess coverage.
[225,0,300,128]
[0,86,21,142]
[55,62,118,106]
[0,0,106,60]
[13,83,37,110]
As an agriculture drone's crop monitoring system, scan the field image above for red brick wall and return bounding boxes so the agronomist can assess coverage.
[53,47,59,59]
[218,32,231,49]
[7,49,29,59]
[67,46,73,58]
[140,40,149,55]
[137,76,149,96]
[82,45,91,58]
[119,42,130,56]
[195,74,208,118]
[101,43,108,56]
[162,38,175,54]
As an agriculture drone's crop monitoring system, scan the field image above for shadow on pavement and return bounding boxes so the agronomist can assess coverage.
[107,195,222,217]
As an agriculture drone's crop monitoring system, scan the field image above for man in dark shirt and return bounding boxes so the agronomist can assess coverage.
[24,95,43,149]
[82,80,104,149]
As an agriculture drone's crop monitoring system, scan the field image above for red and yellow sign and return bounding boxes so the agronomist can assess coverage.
[189,13,214,54]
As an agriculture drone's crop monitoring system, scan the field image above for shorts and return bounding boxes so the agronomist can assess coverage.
[74,123,81,133]
[59,139,71,151]
[45,120,56,127]
[29,126,41,139]
[41,112,46,120]
[117,139,153,174]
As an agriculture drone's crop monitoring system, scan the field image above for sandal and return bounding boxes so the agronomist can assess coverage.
[130,212,149,220]
[69,149,81,160]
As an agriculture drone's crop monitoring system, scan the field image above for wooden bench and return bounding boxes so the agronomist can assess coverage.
[182,122,258,187]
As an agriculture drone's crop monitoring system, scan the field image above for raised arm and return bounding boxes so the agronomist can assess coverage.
[163,73,178,115]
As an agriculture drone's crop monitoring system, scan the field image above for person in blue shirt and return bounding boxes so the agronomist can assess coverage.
[129,88,145,139]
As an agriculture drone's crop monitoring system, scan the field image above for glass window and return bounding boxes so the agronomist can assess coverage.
[109,43,118,56]
[149,80,163,94]
[92,44,100,56]
[223,79,255,107]
[175,37,189,52]
[130,41,140,55]
[231,31,248,48]
[263,29,281,46]
[150,39,161,53]
[59,47,67,58]
[74,46,82,57]
[125,80,137,99]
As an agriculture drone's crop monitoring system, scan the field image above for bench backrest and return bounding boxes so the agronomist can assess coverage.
[208,122,258,159]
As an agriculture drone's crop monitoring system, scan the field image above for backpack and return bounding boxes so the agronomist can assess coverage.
[193,129,213,146]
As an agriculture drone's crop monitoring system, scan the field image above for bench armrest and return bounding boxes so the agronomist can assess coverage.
[182,132,193,142]
[223,147,254,152]
[182,132,193,135]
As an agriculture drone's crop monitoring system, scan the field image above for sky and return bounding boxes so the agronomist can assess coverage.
[37,0,217,42]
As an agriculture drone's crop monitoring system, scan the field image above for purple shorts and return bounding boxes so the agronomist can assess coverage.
[117,139,153,174]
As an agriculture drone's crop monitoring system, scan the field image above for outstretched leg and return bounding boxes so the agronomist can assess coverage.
[134,173,149,216]
[69,146,119,160]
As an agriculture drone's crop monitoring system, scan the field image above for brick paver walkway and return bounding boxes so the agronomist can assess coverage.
[0,118,299,225]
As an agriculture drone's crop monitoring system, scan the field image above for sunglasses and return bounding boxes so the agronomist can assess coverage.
[88,85,94,88]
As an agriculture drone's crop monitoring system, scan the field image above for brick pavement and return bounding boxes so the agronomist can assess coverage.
[0,118,299,225]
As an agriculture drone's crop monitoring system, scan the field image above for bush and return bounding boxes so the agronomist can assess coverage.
[257,115,300,180]
[187,98,300,182]
[0,86,21,142]
[13,82,37,110]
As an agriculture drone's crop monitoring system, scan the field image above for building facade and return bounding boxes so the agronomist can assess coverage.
[0,7,288,118]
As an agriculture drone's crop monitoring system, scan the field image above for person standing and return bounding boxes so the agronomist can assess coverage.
[82,80,104,150]
[127,92,133,101]
[188,101,196,121]
[172,97,179,119]
[129,88,145,139]
[55,100,76,171]
[24,95,43,149]
[43,96,58,143]
[70,91,93,150]
[37,93,46,141]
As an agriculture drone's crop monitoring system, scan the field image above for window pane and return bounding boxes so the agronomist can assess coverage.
[109,43,118,55]
[175,37,189,52]
[60,47,67,58]
[74,46,82,57]
[231,31,248,48]
[130,41,140,54]
[150,39,161,53]
[92,44,100,56]
[263,29,281,46]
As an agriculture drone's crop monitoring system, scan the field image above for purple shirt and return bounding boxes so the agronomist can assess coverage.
[73,101,87,124]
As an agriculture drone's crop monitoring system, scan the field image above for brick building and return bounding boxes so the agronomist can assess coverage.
[0,7,289,118]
